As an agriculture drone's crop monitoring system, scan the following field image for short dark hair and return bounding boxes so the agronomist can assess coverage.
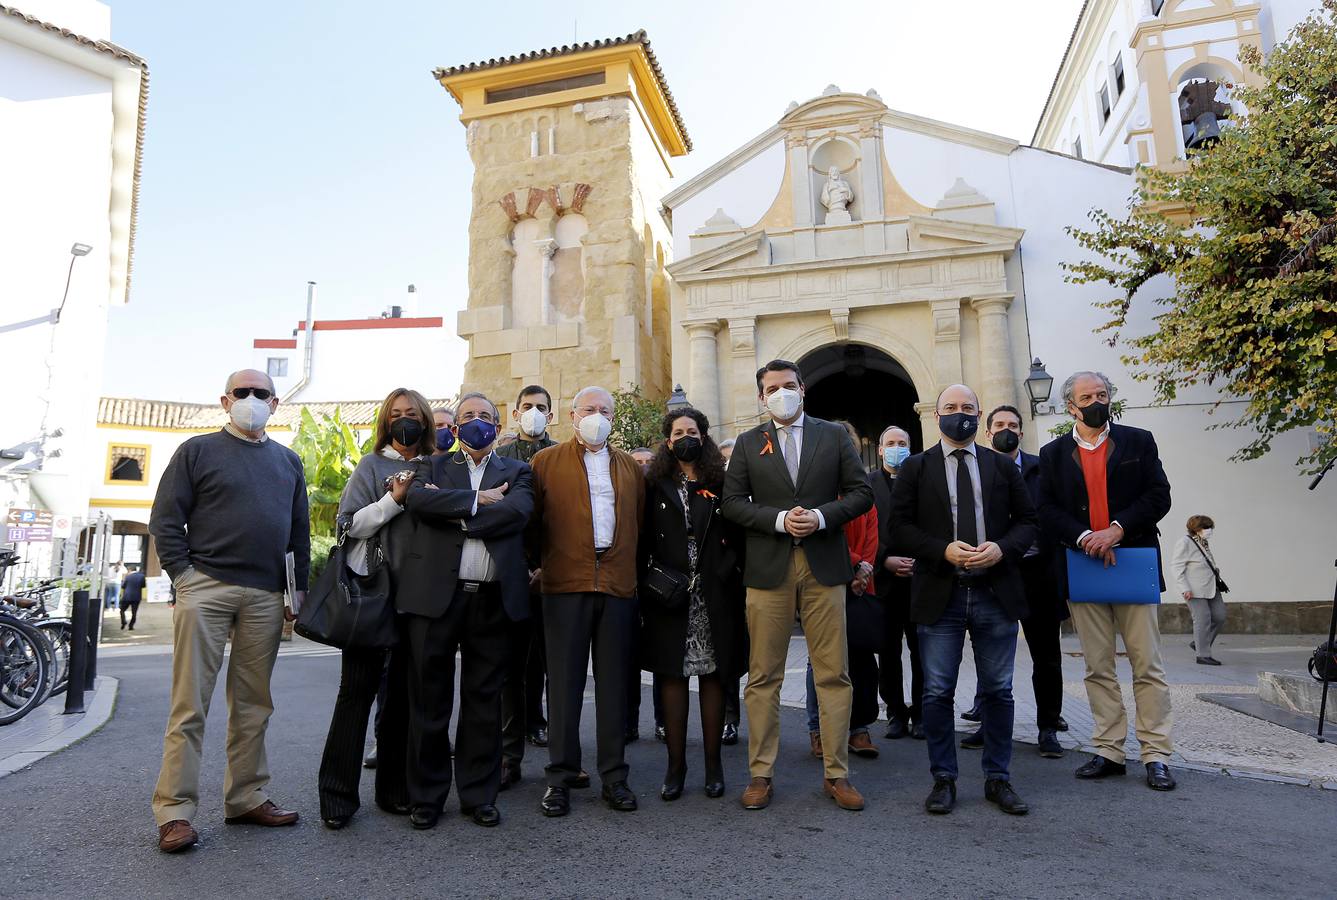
[456,391,499,421]
[516,384,552,411]
[986,405,1023,430]
[755,359,803,393]
[1186,514,1215,533]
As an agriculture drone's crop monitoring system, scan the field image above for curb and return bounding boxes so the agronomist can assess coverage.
[0,676,120,779]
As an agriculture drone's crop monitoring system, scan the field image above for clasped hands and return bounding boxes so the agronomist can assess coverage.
[783,506,820,539]
[1078,524,1123,567]
[943,540,1003,570]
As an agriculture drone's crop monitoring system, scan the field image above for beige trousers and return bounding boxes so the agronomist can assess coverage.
[151,568,285,825]
[744,547,851,780]
[1068,600,1174,764]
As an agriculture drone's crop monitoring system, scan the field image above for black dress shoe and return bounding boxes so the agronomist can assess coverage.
[540,786,569,818]
[884,719,908,740]
[527,727,549,748]
[1196,656,1222,666]
[1037,729,1064,759]
[1146,762,1177,791]
[463,804,501,827]
[660,768,686,802]
[925,778,956,814]
[1055,716,1069,732]
[985,778,1029,815]
[721,723,738,746]
[409,806,440,830]
[376,799,410,816]
[961,705,982,723]
[909,722,926,740]
[602,781,638,812]
[654,724,667,743]
[564,770,591,789]
[499,762,521,791]
[322,814,351,830]
[625,727,640,744]
[960,729,984,750]
[1075,754,1127,780]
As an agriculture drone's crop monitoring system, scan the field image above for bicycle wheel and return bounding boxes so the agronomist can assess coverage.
[0,620,50,725]
[33,620,71,697]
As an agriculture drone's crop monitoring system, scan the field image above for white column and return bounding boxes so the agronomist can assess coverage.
[971,294,1016,417]
[685,320,722,425]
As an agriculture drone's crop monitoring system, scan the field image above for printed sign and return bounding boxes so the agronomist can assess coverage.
[5,508,53,543]
[51,514,73,540]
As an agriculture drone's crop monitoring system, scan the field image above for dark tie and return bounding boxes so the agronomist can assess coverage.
[953,448,978,546]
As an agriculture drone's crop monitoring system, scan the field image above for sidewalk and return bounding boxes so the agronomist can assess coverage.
[0,677,119,778]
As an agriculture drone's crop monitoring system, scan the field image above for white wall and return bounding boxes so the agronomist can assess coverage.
[283,324,464,403]
[669,137,786,257]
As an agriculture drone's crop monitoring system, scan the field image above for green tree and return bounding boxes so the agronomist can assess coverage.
[609,384,666,451]
[1063,1,1337,471]
[290,406,372,538]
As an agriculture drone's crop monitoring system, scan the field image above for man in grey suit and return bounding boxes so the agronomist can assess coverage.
[722,359,874,812]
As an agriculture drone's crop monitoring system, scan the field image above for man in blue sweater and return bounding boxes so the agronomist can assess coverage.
[149,368,311,853]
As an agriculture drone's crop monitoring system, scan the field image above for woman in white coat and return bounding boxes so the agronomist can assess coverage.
[1171,515,1227,666]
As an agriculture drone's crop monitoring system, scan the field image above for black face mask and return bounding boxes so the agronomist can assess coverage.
[938,412,978,443]
[990,429,1020,453]
[390,417,424,448]
[1076,401,1111,429]
[671,436,703,463]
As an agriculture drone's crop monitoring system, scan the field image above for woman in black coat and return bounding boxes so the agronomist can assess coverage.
[639,407,746,802]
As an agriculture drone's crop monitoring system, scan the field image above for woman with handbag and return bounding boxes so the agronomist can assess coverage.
[316,387,436,829]
[1171,514,1228,666]
[638,407,745,801]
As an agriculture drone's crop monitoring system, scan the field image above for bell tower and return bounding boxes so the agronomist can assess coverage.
[435,30,690,426]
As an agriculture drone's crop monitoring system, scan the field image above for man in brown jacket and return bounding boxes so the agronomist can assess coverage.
[529,386,646,818]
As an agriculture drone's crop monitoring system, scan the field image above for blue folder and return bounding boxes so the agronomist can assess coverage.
[1065,547,1161,604]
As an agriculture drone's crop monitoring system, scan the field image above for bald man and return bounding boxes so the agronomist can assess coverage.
[149,368,310,852]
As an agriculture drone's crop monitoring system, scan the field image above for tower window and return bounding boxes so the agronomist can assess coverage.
[1099,84,1112,124]
[267,357,288,377]
[106,444,150,484]
[485,71,605,104]
[1113,55,1125,98]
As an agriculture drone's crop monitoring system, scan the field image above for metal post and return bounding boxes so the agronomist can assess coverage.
[63,588,89,714]
[84,591,99,690]
[1317,560,1336,742]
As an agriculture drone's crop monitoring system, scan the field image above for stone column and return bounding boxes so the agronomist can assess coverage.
[971,294,1016,417]
[684,320,722,426]
[726,316,758,439]
[929,299,963,393]
[915,400,939,447]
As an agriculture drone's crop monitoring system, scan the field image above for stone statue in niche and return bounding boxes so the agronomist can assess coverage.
[819,165,854,224]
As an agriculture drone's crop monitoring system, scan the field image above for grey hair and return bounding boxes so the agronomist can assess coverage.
[717,438,736,449]
[571,386,614,410]
[455,392,498,420]
[431,406,454,417]
[879,425,911,444]
[1060,371,1116,406]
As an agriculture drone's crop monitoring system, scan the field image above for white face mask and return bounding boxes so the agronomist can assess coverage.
[765,387,802,421]
[1200,528,1213,540]
[229,395,271,432]
[577,412,612,446]
[519,407,548,437]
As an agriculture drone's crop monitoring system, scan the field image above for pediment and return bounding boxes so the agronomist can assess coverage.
[667,229,770,278]
[780,90,887,127]
[907,216,1024,254]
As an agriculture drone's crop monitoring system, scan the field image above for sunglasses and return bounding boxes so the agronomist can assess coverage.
[229,387,273,401]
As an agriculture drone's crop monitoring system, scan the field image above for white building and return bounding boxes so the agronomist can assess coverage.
[0,1,147,580]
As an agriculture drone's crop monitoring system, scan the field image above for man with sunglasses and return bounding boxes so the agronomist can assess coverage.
[150,369,310,853]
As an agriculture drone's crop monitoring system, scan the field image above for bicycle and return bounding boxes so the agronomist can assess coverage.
[0,614,50,725]
[2,581,71,700]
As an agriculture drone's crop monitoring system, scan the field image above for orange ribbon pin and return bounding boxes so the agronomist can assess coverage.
[760,432,774,456]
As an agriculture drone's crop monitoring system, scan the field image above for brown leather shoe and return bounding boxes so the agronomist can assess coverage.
[224,800,300,827]
[809,731,823,759]
[157,820,198,853]
[848,732,880,758]
[824,777,865,811]
[740,776,773,810]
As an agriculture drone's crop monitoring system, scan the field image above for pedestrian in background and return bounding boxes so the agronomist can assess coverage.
[1172,514,1227,666]
[106,561,124,610]
[120,564,145,630]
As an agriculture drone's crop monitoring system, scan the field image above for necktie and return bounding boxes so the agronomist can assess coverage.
[783,426,799,484]
[953,448,978,546]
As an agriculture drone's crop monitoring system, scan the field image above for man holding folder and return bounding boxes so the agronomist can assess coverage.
[1036,371,1176,792]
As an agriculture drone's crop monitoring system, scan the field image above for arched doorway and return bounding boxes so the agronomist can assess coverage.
[798,343,923,466]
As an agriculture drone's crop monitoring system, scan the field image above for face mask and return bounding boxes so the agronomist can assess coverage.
[671,436,703,463]
[765,388,802,421]
[938,412,978,443]
[1200,528,1214,540]
[229,395,271,432]
[577,412,612,446]
[1076,401,1111,428]
[435,427,454,451]
[519,407,548,438]
[990,429,1020,454]
[456,418,498,451]
[883,446,911,469]
[389,417,423,448]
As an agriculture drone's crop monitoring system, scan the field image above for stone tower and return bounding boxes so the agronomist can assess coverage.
[435,31,690,430]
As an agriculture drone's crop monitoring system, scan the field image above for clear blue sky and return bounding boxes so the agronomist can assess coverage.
[103,0,1081,402]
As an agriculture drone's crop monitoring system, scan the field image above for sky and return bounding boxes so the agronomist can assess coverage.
[102,0,1083,402]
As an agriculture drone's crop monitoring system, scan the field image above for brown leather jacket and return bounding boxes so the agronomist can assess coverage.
[530,437,645,599]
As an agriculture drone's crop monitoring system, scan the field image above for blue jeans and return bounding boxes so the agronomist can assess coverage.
[917,582,1018,782]
[804,660,868,737]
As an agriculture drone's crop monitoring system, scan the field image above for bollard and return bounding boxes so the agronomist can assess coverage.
[63,589,89,714]
[84,591,100,691]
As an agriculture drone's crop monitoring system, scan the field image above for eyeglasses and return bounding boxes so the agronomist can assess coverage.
[229,387,273,401]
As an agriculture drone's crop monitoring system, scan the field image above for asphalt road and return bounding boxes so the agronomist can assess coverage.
[2,642,1333,899]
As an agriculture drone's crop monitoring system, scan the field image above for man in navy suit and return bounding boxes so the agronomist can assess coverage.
[397,392,535,829]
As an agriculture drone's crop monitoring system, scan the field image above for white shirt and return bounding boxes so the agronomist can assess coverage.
[459,451,499,582]
[940,439,986,544]
[770,413,827,534]
[583,444,617,549]
[1073,422,1111,451]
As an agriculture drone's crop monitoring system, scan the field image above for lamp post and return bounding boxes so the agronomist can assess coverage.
[53,242,93,324]
[1024,357,1054,416]
[667,384,690,412]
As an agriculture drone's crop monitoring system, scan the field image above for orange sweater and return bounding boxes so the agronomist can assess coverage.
[843,504,879,568]
[1078,442,1111,531]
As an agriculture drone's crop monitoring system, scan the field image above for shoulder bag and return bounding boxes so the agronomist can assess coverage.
[1190,538,1230,595]
[295,518,398,649]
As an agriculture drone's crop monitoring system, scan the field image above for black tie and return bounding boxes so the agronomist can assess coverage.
[953,448,978,546]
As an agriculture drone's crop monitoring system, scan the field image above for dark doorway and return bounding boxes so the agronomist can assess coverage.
[799,343,922,467]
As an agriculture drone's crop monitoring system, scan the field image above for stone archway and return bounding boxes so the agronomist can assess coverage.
[797,342,923,465]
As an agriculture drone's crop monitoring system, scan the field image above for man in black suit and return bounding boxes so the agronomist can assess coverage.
[120,564,146,630]
[890,384,1037,816]
[397,392,535,829]
[870,426,924,740]
[1036,371,1175,792]
[722,359,873,812]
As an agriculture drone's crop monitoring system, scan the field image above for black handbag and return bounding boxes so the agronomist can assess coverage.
[1190,538,1230,594]
[1309,641,1337,682]
[643,559,691,611]
[295,524,398,649]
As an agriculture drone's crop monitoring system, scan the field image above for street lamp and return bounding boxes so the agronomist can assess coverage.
[1024,358,1055,416]
[667,384,690,412]
[53,242,93,324]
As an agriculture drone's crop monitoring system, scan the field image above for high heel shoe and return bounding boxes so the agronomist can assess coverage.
[660,767,686,802]
[704,762,725,798]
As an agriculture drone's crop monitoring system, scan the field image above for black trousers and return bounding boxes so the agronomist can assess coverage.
[849,647,882,731]
[120,600,140,629]
[317,646,408,819]
[879,596,924,725]
[543,592,637,788]
[626,673,666,731]
[404,585,510,811]
[501,595,548,765]
[1020,556,1065,730]
[723,676,741,727]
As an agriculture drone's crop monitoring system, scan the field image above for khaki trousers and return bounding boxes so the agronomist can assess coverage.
[745,547,851,780]
[151,569,284,825]
[1068,601,1174,764]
